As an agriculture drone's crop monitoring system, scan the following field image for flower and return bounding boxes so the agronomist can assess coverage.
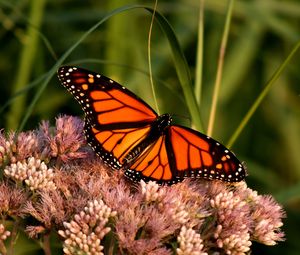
[58,199,117,255]
[251,195,285,245]
[141,180,165,202]
[0,116,286,254]
[0,224,10,241]
[0,131,39,166]
[4,156,56,191]
[0,182,27,217]
[37,116,88,163]
[177,226,207,255]
[210,189,252,255]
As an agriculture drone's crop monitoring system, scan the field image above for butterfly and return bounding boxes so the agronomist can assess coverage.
[58,66,246,185]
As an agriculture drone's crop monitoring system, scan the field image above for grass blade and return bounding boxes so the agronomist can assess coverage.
[144,7,203,131]
[194,0,205,107]
[207,0,235,136]
[227,40,300,148]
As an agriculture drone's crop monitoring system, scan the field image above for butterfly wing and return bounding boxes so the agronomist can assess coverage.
[84,121,153,169]
[124,125,246,184]
[166,125,246,182]
[124,133,182,185]
[58,66,158,130]
[58,66,158,169]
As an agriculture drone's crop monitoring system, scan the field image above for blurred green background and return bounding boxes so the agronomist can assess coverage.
[0,0,299,254]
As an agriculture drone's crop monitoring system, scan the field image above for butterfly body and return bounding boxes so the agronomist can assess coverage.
[58,66,246,185]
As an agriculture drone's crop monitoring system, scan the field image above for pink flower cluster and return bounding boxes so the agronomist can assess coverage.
[0,116,285,255]
[58,199,117,255]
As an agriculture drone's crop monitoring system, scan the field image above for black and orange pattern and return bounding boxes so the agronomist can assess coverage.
[58,66,246,185]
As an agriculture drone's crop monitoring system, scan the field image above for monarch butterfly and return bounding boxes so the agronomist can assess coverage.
[58,66,246,185]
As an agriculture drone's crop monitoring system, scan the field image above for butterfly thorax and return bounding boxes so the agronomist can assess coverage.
[155,113,172,131]
[123,113,172,166]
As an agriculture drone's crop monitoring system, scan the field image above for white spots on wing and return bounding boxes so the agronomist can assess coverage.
[109,80,113,84]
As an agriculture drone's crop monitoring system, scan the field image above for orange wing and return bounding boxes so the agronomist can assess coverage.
[84,122,152,169]
[58,66,157,130]
[124,125,246,184]
[124,134,181,185]
[166,125,246,182]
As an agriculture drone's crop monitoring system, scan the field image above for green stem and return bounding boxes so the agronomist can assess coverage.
[207,0,235,136]
[194,0,205,106]
[148,0,160,115]
[6,0,46,130]
[227,40,300,148]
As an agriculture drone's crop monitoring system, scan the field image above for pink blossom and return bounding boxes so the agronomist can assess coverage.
[0,116,286,254]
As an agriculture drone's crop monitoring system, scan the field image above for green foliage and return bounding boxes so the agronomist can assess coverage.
[0,0,299,254]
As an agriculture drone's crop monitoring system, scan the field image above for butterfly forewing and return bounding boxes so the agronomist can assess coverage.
[58,66,158,130]
[166,125,246,182]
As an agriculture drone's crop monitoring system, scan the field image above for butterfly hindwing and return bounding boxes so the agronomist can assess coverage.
[58,66,158,130]
[84,121,152,169]
[124,134,183,185]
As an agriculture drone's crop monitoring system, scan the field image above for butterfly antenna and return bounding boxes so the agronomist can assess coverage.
[148,0,160,115]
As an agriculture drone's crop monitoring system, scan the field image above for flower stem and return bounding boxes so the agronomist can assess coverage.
[7,220,19,255]
[42,233,52,255]
[0,241,7,255]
